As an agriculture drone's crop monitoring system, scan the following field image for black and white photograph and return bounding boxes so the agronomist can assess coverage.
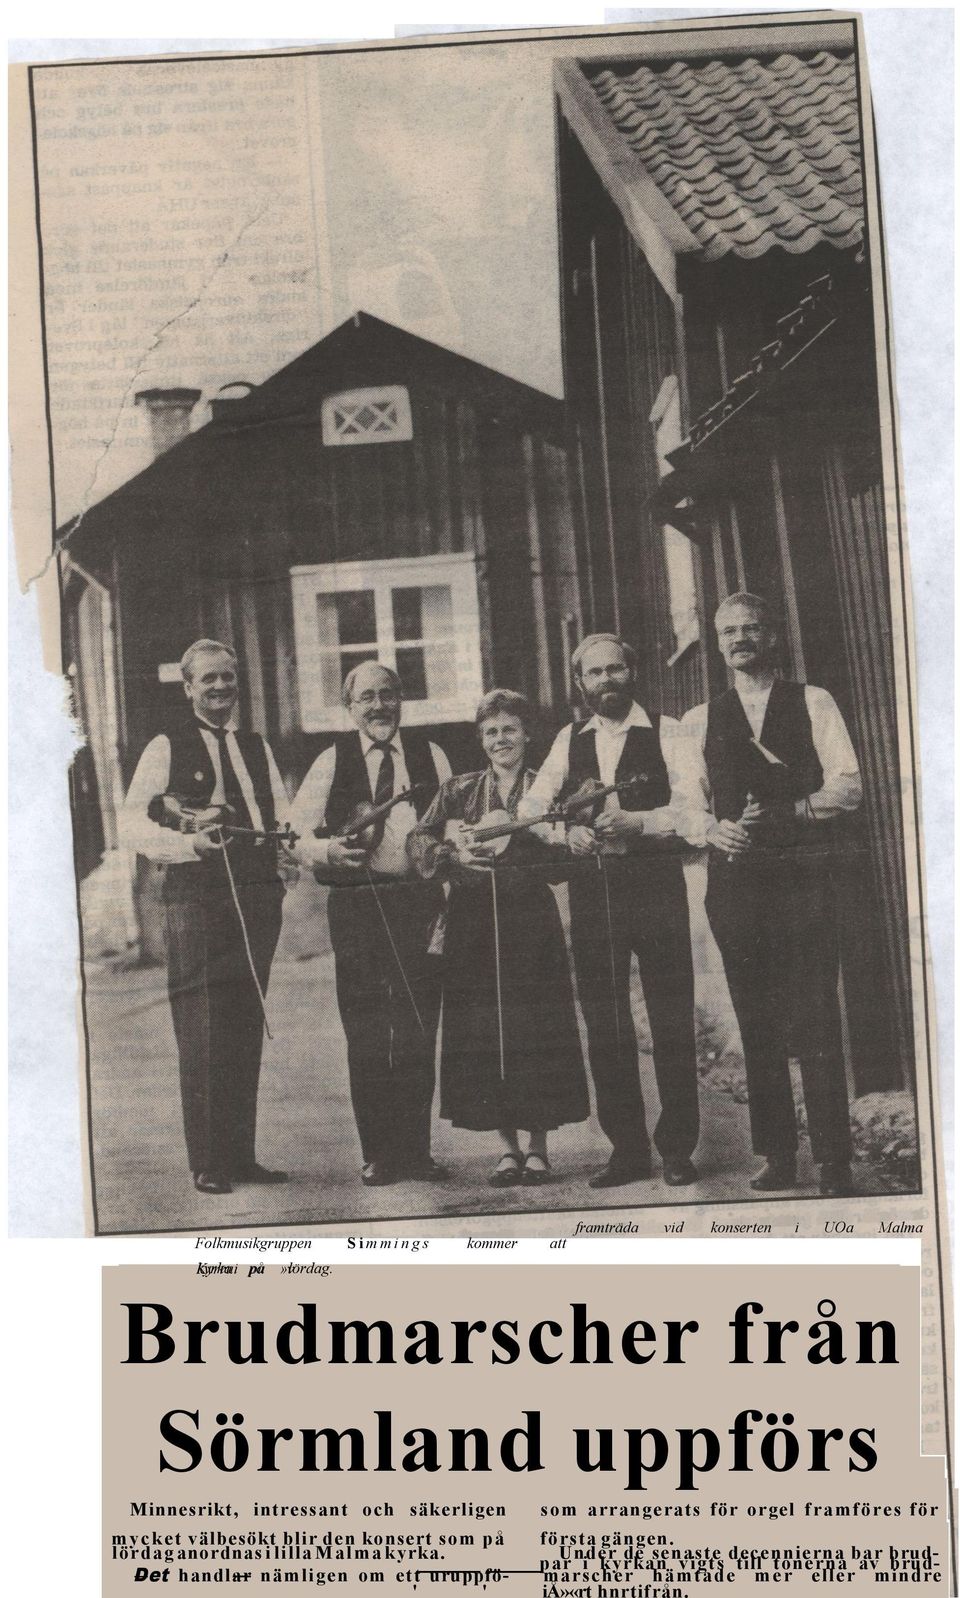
[20,11,933,1234]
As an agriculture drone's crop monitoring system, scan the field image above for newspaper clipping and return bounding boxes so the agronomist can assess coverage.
[7,9,953,1592]
[11,12,943,1238]
[103,1260,953,1592]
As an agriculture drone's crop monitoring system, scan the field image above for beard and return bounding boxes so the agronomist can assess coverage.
[585,683,633,720]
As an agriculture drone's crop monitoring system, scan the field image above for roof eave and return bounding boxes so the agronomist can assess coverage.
[555,58,699,301]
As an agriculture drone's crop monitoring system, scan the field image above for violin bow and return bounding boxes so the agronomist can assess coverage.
[363,867,426,1035]
[355,784,428,1034]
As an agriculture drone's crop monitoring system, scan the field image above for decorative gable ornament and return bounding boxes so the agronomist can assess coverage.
[321,385,413,446]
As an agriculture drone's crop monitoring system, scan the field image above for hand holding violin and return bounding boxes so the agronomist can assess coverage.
[592,809,644,845]
[567,824,601,858]
[326,836,371,873]
[191,828,227,859]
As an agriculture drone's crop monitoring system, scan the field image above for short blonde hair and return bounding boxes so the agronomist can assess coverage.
[714,592,776,628]
[474,688,533,731]
[180,639,237,681]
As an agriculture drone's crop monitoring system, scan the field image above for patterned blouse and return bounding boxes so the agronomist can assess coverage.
[407,767,559,883]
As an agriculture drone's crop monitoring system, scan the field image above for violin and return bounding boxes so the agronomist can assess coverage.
[442,775,647,870]
[151,793,299,848]
[313,785,424,885]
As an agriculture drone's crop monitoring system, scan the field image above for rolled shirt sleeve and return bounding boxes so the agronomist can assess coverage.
[264,742,292,833]
[644,713,682,838]
[289,745,338,870]
[522,725,571,818]
[520,726,572,842]
[118,735,200,865]
[803,686,863,820]
[675,704,714,850]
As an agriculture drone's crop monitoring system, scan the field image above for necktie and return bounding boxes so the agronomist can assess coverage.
[212,728,253,830]
[373,744,395,808]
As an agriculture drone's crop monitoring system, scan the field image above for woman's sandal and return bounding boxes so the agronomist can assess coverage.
[489,1152,523,1188]
[522,1152,552,1186]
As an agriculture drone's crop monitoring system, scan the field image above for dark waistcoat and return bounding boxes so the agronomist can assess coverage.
[321,730,440,836]
[163,722,279,898]
[704,681,823,822]
[564,713,685,891]
[564,715,669,811]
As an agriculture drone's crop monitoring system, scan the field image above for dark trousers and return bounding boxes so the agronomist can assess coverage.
[568,856,699,1163]
[164,879,284,1178]
[327,878,442,1169]
[706,857,852,1166]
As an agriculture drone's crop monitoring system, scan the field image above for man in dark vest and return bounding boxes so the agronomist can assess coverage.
[119,639,290,1195]
[679,593,863,1198]
[524,633,699,1190]
[291,662,450,1187]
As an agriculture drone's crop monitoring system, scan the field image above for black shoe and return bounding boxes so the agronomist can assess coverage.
[819,1161,855,1198]
[589,1156,652,1190]
[750,1158,798,1192]
[403,1158,449,1182]
[361,1162,398,1187]
[489,1153,523,1188]
[233,1164,288,1185]
[194,1172,232,1195]
[662,1158,698,1187]
[522,1153,552,1187]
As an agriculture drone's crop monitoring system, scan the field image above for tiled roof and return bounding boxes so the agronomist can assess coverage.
[586,51,863,261]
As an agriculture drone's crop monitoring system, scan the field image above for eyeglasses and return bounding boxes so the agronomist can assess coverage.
[354,690,400,706]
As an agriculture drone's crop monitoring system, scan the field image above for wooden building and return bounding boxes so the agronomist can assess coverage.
[554,22,911,1092]
[62,312,582,890]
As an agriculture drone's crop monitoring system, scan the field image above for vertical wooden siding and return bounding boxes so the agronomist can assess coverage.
[557,112,706,718]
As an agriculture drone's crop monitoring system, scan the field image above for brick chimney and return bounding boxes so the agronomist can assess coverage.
[135,388,202,458]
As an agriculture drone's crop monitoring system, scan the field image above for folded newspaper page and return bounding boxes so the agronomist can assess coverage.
[8,9,953,1590]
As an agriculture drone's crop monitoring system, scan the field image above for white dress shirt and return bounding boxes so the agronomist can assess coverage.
[291,732,452,878]
[119,719,290,865]
[522,702,682,852]
[676,683,863,849]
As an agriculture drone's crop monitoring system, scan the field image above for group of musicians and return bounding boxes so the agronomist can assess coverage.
[120,592,863,1202]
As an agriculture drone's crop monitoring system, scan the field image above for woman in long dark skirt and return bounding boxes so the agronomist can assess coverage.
[408,690,588,1186]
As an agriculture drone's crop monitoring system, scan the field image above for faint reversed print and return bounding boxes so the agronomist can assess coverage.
[36,17,921,1232]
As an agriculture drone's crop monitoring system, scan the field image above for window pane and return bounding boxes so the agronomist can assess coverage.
[420,584,454,638]
[336,590,377,647]
[424,639,457,702]
[392,587,423,642]
[396,646,428,701]
[318,651,342,708]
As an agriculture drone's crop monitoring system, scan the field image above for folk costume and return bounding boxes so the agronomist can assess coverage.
[291,730,450,1177]
[120,717,288,1184]
[408,769,589,1134]
[680,680,862,1172]
[526,705,699,1173]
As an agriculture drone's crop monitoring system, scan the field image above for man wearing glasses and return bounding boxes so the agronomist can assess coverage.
[291,662,451,1187]
[678,593,863,1198]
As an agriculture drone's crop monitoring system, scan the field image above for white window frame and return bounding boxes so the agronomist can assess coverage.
[321,385,413,447]
[290,551,483,731]
[650,375,701,666]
